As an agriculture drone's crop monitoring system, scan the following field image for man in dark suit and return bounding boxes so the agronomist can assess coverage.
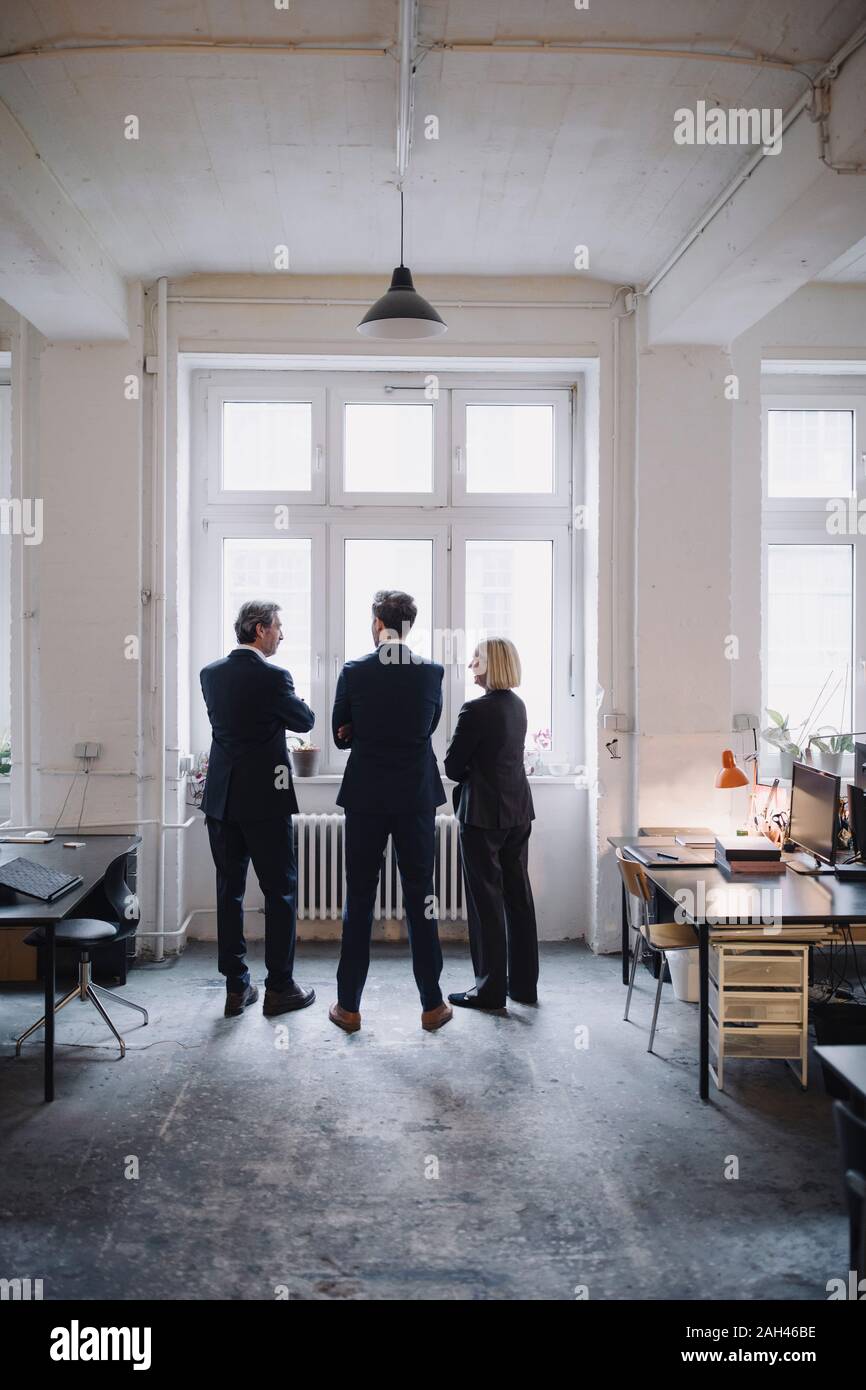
[200,600,316,1019]
[329,590,452,1033]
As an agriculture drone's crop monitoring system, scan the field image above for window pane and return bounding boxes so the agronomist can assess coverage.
[767,410,853,498]
[344,403,433,492]
[465,404,554,493]
[223,539,312,700]
[464,540,553,744]
[344,539,433,660]
[222,402,312,491]
[766,545,852,742]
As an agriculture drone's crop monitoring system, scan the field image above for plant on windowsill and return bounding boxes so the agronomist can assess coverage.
[527,727,552,776]
[760,710,804,781]
[186,752,208,808]
[808,727,854,777]
[288,735,320,778]
[0,733,10,778]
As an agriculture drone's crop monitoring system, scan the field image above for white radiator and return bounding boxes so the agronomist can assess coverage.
[293,813,466,922]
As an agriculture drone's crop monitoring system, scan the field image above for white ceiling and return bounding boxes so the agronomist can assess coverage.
[0,0,864,284]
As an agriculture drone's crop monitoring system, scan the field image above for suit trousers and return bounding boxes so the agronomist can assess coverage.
[338,810,444,1011]
[206,814,298,994]
[458,822,539,1006]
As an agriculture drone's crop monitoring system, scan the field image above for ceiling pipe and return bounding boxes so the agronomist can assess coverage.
[0,39,820,73]
[642,19,866,297]
[396,0,418,183]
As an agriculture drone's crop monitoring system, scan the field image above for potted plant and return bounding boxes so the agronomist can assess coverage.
[187,752,209,808]
[761,711,803,780]
[809,727,854,776]
[531,728,552,776]
[289,736,320,778]
[0,733,10,777]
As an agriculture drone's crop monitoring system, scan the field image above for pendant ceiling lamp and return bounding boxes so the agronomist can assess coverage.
[357,189,447,339]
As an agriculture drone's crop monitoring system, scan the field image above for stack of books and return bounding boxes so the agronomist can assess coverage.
[714,835,785,876]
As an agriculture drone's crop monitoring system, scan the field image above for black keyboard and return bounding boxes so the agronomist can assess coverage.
[0,857,83,902]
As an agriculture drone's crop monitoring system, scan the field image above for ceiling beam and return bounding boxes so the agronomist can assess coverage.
[0,97,128,341]
[645,37,866,347]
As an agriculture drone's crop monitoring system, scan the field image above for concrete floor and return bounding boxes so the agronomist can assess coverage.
[0,941,849,1301]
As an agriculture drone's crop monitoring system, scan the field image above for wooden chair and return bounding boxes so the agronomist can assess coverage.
[616,848,697,1053]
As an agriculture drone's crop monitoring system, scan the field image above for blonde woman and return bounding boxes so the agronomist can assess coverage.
[443,638,539,1009]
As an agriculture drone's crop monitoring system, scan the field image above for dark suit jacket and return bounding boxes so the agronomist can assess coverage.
[200,648,315,821]
[332,643,446,813]
[444,689,535,829]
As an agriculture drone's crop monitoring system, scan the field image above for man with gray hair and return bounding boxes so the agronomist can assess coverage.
[200,600,316,1018]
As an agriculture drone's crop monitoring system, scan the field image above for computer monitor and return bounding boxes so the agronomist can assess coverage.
[847,783,866,861]
[788,761,840,866]
[854,742,866,791]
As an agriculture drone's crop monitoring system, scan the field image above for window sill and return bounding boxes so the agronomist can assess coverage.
[293,773,586,788]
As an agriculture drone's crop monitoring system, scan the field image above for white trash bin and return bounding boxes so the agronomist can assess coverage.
[666,949,700,1003]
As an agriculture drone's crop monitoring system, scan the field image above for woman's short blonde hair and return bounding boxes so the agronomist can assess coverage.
[477,637,522,690]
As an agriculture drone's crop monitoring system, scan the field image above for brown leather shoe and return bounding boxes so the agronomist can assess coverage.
[421,1002,453,1032]
[329,1002,361,1033]
[224,983,259,1017]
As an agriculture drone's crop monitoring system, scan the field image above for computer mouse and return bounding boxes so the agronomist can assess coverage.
[25,830,51,840]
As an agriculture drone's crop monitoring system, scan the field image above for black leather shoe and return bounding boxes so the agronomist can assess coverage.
[448,989,506,1010]
[263,983,316,1017]
[224,983,259,1017]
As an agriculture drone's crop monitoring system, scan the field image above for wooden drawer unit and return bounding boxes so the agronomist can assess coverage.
[709,943,809,1091]
[709,979,802,1024]
[710,1019,803,1060]
[720,955,803,987]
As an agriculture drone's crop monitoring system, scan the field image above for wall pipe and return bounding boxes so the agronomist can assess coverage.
[11,317,32,827]
[153,277,169,962]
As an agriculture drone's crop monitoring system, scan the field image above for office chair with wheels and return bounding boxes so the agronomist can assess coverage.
[15,852,148,1060]
[616,847,697,1054]
[833,1101,866,1281]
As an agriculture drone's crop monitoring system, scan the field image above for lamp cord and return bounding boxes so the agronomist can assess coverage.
[400,187,404,267]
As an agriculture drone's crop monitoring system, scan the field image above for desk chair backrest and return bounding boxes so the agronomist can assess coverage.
[616,847,654,937]
[102,852,140,930]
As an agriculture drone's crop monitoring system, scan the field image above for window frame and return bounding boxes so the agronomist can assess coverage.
[193,516,327,756]
[762,387,866,778]
[450,523,572,758]
[328,521,450,763]
[191,367,579,772]
[762,394,860,512]
[451,387,573,508]
[328,382,448,507]
[204,375,327,506]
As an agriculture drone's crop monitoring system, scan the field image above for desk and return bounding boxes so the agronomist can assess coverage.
[610,836,866,1102]
[815,1046,866,1117]
[0,834,140,1101]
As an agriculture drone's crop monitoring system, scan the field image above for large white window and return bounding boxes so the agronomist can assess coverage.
[762,388,866,773]
[192,369,578,771]
[0,381,10,768]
